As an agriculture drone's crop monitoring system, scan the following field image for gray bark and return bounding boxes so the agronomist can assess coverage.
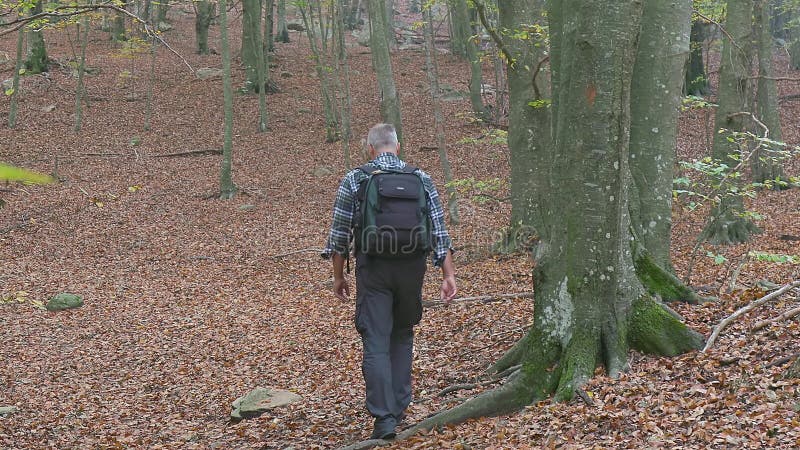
[706,0,760,244]
[24,0,48,74]
[277,0,289,42]
[219,0,236,199]
[629,0,692,270]
[242,0,263,92]
[753,0,786,185]
[392,0,704,436]
[498,0,549,251]
[449,0,470,59]
[74,17,90,133]
[685,19,711,96]
[8,27,24,129]
[196,0,214,54]
[300,3,339,142]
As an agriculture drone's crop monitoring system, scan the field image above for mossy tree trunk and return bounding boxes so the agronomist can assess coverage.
[399,0,704,434]
[219,0,236,199]
[242,0,263,92]
[706,0,760,245]
[629,0,692,274]
[367,0,403,155]
[685,19,711,96]
[196,0,214,54]
[24,0,48,74]
[423,5,459,225]
[753,0,786,185]
[498,0,550,253]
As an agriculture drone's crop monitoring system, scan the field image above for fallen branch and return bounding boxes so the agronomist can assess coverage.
[152,149,222,158]
[422,292,534,308]
[437,364,522,398]
[703,280,800,352]
[270,248,324,259]
[751,305,800,332]
[766,352,800,368]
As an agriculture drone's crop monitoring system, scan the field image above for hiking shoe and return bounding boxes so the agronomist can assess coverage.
[370,417,397,440]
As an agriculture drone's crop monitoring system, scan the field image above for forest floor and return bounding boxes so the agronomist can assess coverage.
[1,6,800,450]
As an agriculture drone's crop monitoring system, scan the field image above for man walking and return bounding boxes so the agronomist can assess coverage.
[323,123,457,440]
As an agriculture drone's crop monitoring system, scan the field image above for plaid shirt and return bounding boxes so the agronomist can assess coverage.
[323,152,453,267]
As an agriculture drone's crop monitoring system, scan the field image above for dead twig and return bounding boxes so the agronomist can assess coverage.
[270,248,324,259]
[152,149,222,158]
[422,292,534,308]
[766,352,800,368]
[703,280,800,352]
[752,305,800,332]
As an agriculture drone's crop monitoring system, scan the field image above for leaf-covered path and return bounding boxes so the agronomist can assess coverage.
[2,8,800,449]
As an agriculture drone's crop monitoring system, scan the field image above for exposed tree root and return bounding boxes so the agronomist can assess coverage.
[633,241,705,304]
[702,212,761,245]
[629,295,705,355]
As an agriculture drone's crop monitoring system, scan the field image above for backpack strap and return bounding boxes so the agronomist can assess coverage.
[401,165,418,174]
[358,164,380,175]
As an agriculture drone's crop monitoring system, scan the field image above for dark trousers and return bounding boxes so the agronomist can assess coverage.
[355,253,426,420]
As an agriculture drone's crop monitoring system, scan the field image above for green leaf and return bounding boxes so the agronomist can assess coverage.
[0,163,54,184]
[4,88,13,96]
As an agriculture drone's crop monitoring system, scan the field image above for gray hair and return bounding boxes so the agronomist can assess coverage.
[367,123,398,151]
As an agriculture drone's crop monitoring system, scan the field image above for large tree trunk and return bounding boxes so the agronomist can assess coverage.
[367,0,403,154]
[705,0,760,245]
[629,0,691,275]
[398,0,704,434]
[498,0,549,252]
[753,0,786,186]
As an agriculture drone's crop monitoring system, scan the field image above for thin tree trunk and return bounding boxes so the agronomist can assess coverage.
[368,0,404,155]
[277,0,289,42]
[242,0,263,92]
[74,16,90,133]
[448,0,469,59]
[423,5,459,225]
[264,0,275,52]
[144,27,157,131]
[196,0,214,54]
[219,0,236,199]
[300,4,339,142]
[24,0,48,74]
[112,0,127,42]
[753,0,785,186]
[685,19,711,96]
[7,26,25,129]
[334,0,354,168]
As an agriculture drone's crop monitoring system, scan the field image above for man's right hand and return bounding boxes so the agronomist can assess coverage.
[334,277,350,301]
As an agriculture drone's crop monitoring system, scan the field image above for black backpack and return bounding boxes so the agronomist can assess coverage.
[354,164,433,258]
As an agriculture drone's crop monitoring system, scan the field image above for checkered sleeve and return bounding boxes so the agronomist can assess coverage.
[322,174,356,259]
[419,171,453,267]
